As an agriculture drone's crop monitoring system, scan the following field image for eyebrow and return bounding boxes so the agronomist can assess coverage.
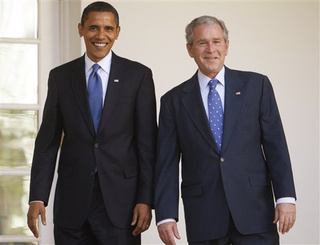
[88,24,115,30]
[196,37,223,42]
[105,25,115,30]
[88,24,99,28]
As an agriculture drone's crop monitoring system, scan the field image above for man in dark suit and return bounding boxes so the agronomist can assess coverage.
[27,2,157,244]
[155,16,296,245]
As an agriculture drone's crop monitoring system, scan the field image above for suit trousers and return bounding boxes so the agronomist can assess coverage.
[189,215,279,245]
[54,174,141,245]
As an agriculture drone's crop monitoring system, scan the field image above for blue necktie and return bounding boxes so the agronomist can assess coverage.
[208,79,224,151]
[88,64,103,133]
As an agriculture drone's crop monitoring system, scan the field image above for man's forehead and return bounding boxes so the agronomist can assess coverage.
[85,11,116,22]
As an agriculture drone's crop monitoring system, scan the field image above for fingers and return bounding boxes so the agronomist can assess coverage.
[278,212,296,234]
[131,204,152,236]
[274,203,296,234]
[27,212,39,238]
[27,202,46,238]
[158,222,180,245]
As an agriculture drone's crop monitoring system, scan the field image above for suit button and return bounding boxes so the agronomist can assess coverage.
[90,171,95,176]
[220,157,225,163]
[94,143,99,148]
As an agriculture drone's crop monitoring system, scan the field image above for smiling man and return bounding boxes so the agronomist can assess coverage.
[155,16,296,245]
[27,1,157,244]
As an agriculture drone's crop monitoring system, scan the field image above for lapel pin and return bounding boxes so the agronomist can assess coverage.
[114,79,119,83]
[236,92,241,95]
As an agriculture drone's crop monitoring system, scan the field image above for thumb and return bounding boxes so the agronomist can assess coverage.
[273,207,279,224]
[173,225,181,240]
[40,206,47,226]
[131,208,138,226]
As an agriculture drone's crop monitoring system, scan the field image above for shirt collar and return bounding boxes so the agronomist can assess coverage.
[85,51,112,74]
[198,66,226,91]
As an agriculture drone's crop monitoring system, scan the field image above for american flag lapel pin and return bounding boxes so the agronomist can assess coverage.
[236,92,241,95]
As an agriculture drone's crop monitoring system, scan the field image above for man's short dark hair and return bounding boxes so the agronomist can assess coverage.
[81,1,119,27]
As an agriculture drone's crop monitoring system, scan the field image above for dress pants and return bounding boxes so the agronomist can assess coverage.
[54,174,141,245]
[190,215,279,245]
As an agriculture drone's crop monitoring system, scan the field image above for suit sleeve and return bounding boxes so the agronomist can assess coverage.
[154,96,180,223]
[134,67,157,206]
[259,76,296,200]
[29,70,63,206]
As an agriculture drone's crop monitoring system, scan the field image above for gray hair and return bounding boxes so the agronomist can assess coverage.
[185,16,229,45]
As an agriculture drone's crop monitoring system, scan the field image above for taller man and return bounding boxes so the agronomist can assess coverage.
[27,2,157,244]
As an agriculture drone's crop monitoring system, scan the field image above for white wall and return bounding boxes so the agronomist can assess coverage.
[77,1,319,244]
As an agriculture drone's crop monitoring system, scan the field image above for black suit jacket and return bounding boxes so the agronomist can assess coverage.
[155,67,296,242]
[29,52,157,229]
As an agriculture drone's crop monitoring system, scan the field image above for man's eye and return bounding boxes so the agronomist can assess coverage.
[106,27,114,31]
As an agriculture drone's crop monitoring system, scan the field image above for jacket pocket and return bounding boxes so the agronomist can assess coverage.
[124,165,138,178]
[181,184,203,198]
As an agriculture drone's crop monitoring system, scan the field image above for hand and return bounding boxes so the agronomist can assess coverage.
[131,203,152,236]
[157,222,181,245]
[273,203,296,234]
[27,202,47,238]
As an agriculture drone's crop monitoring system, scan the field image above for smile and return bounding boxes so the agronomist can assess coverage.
[93,43,107,47]
[205,57,218,61]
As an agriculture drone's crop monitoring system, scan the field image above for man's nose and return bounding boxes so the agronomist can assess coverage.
[96,29,106,39]
[206,42,215,52]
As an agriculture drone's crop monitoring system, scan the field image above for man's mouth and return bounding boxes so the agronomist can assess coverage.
[205,56,218,61]
[93,42,107,47]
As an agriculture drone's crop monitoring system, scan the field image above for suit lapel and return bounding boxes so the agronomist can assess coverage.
[181,68,246,154]
[71,56,96,136]
[97,53,124,134]
[181,73,220,152]
[222,67,245,153]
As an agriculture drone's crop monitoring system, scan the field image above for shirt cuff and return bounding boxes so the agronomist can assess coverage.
[29,200,44,204]
[157,218,176,226]
[276,197,296,205]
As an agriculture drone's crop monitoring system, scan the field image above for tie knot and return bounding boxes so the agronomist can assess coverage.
[92,64,100,73]
[209,79,219,90]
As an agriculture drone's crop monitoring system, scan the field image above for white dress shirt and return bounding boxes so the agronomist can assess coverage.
[85,51,112,105]
[199,66,225,117]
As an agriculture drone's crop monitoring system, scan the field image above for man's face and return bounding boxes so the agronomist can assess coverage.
[78,11,120,62]
[187,23,229,78]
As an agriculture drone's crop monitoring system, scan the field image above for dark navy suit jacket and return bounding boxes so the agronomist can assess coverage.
[155,67,296,242]
[29,52,157,229]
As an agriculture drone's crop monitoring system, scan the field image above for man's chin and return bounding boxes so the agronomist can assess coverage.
[88,51,110,62]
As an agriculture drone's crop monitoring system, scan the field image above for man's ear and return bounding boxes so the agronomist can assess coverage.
[186,43,194,58]
[115,26,121,40]
[78,23,83,37]
[225,40,229,56]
